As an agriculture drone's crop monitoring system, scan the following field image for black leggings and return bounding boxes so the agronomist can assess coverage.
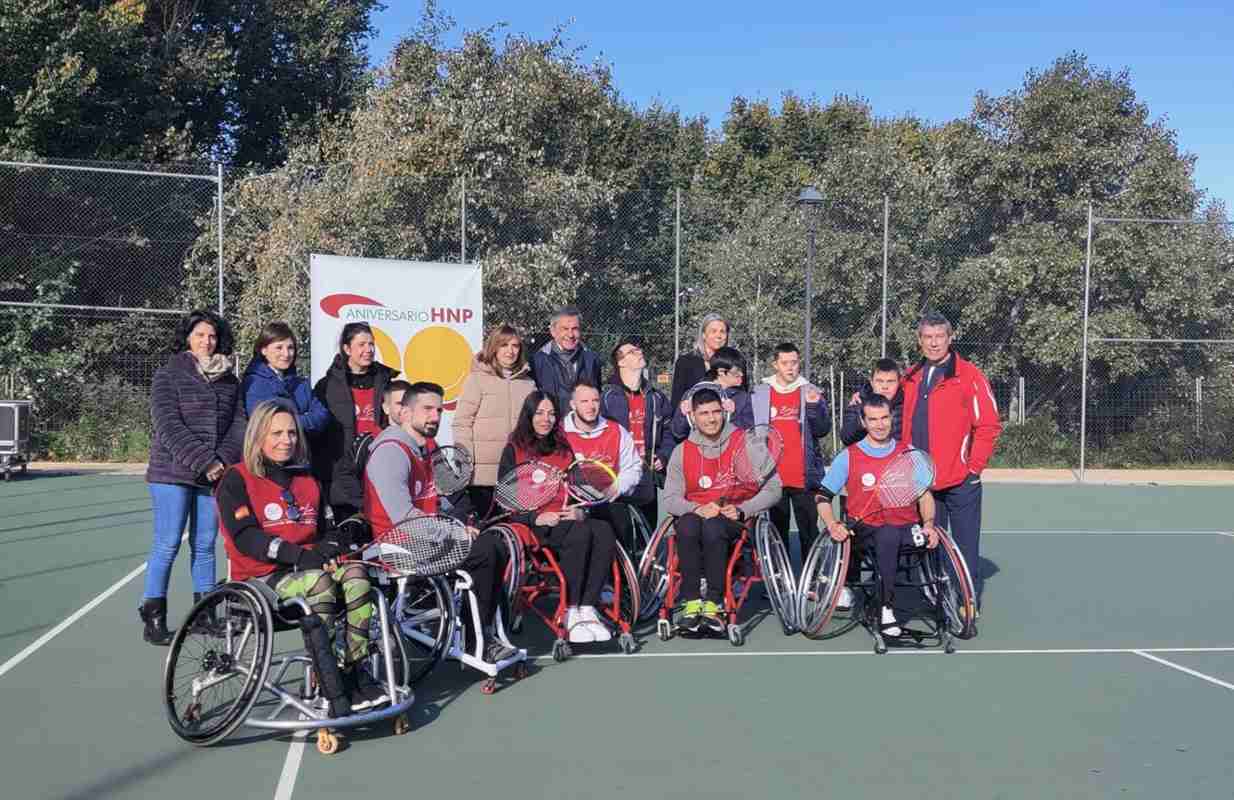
[460,530,508,628]
[675,513,742,603]
[535,518,617,606]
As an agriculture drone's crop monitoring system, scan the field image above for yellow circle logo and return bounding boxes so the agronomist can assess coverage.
[370,326,402,374]
[402,326,473,404]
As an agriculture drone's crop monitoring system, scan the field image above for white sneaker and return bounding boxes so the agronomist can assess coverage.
[579,605,611,642]
[881,605,901,638]
[566,606,594,644]
[837,587,855,610]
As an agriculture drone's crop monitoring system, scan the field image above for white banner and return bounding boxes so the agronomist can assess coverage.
[310,254,483,446]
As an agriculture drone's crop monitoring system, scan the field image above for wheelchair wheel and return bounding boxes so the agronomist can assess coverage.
[635,517,673,622]
[393,575,455,685]
[603,542,641,629]
[753,516,798,635]
[624,504,654,562]
[923,532,977,640]
[494,525,526,613]
[797,536,859,640]
[164,584,272,746]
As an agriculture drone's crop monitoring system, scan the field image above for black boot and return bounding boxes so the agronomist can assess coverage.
[139,598,173,646]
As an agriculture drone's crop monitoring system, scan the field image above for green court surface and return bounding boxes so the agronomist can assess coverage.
[2,475,1232,799]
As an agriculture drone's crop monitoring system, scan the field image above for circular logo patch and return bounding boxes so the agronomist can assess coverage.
[861,472,876,488]
[574,452,585,461]
[414,480,423,496]
[769,406,778,419]
[264,503,283,521]
[699,475,713,489]
[531,468,547,485]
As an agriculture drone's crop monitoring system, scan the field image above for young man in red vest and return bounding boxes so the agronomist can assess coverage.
[563,379,643,553]
[363,381,516,664]
[815,395,940,637]
[663,388,783,635]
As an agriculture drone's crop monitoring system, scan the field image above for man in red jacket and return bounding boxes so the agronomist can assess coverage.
[901,312,1002,609]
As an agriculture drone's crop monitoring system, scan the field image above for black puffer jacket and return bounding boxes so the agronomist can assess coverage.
[311,354,396,508]
[146,352,245,486]
[839,381,904,446]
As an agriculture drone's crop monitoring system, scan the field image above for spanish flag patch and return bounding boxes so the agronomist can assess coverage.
[234,505,251,520]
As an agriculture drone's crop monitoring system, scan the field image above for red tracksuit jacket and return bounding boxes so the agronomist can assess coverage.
[900,353,1002,490]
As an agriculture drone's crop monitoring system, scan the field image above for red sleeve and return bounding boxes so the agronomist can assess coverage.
[965,366,1002,474]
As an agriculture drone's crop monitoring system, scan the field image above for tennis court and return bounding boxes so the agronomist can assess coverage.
[2,471,1232,799]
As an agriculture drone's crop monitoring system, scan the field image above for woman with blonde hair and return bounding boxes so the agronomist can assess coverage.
[670,313,741,409]
[452,323,536,513]
[215,400,382,718]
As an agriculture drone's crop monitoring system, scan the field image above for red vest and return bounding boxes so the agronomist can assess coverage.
[351,386,380,436]
[513,442,572,513]
[682,430,756,505]
[363,436,438,536]
[220,464,320,581]
[627,393,647,457]
[845,440,920,527]
[768,386,805,488]
[564,423,621,470]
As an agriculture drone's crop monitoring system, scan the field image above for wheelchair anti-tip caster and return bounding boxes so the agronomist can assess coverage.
[727,624,744,647]
[656,619,673,641]
[481,677,497,695]
[551,639,571,662]
[393,714,411,735]
[619,632,636,654]
[316,728,341,755]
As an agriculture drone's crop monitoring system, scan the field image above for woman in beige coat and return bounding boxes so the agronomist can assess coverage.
[452,324,536,514]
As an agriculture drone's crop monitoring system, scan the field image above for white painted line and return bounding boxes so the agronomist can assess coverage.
[985,529,1228,535]
[574,646,1234,660]
[1215,531,1234,539]
[273,724,309,800]
[1134,650,1234,693]
[0,559,147,680]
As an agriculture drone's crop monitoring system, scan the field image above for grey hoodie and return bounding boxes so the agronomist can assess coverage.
[663,421,782,518]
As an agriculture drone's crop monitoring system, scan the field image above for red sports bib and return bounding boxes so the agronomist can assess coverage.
[681,431,756,505]
[220,464,320,581]
[351,386,379,436]
[845,441,919,527]
[363,437,439,536]
[769,386,804,488]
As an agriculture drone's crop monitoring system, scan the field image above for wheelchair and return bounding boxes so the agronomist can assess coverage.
[796,521,977,653]
[163,575,416,755]
[497,522,640,662]
[637,513,797,646]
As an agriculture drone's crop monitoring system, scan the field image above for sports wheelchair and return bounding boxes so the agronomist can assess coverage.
[796,522,977,653]
[497,522,640,662]
[637,513,797,646]
[164,576,415,755]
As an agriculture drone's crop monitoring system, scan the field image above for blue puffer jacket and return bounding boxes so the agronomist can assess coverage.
[241,358,331,434]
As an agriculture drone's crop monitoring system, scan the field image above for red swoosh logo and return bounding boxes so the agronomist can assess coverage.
[320,293,384,317]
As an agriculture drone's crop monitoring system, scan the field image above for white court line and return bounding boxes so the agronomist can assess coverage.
[573,646,1234,660]
[273,724,310,800]
[1134,650,1234,693]
[985,529,1229,535]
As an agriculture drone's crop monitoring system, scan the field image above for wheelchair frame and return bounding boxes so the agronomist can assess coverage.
[637,512,797,647]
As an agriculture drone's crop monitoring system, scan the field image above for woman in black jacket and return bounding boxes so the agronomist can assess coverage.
[311,322,395,522]
[669,313,742,409]
[140,310,245,645]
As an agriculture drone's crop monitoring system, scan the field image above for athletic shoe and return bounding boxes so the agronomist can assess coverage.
[837,587,855,610]
[701,600,726,636]
[880,606,901,638]
[566,607,594,644]
[579,605,611,642]
[677,599,703,633]
[346,665,389,711]
[483,639,519,664]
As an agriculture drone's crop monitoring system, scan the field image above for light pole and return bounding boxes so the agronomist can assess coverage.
[796,185,824,380]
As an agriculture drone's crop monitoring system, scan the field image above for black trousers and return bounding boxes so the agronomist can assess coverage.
[460,529,507,628]
[535,518,617,606]
[860,524,915,606]
[675,513,742,603]
[591,498,656,556]
[768,487,820,565]
[932,474,984,603]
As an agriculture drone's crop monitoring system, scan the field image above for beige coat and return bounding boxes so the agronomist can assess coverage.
[452,357,535,486]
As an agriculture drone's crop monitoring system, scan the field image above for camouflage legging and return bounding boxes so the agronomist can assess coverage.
[272,562,372,663]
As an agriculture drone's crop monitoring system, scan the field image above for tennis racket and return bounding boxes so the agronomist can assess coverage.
[429,444,473,496]
[846,447,936,527]
[356,513,473,578]
[475,460,568,526]
[563,457,620,509]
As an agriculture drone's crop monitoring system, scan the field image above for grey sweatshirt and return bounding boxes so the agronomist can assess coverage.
[662,421,782,518]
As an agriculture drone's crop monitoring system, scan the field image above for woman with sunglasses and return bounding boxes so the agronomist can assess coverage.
[216,400,383,717]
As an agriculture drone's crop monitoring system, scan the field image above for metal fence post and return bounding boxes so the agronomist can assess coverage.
[216,163,224,314]
[674,187,681,363]
[1019,375,1026,424]
[1079,202,1094,480]
[881,194,889,357]
[460,174,467,265]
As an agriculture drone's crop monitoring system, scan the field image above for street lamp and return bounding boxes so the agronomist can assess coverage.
[796,185,824,379]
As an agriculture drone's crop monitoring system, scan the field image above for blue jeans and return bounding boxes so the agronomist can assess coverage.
[142,483,218,599]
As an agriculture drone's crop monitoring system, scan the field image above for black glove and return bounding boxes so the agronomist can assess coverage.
[334,515,371,551]
[295,548,328,571]
[314,541,346,561]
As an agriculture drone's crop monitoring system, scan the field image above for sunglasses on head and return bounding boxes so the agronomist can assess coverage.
[280,489,301,521]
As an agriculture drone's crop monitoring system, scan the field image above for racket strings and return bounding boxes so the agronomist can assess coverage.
[430,446,474,496]
[371,515,472,577]
[875,449,936,509]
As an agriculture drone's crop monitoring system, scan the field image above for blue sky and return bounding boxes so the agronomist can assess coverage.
[369,1,1234,211]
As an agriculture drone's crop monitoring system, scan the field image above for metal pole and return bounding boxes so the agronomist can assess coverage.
[1079,202,1093,480]
[1195,376,1203,436]
[674,188,681,363]
[216,163,224,314]
[881,194,889,357]
[829,364,838,456]
[460,174,467,264]
[1019,375,1026,424]
[805,227,815,380]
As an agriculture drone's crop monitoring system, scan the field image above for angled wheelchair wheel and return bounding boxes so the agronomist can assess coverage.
[494,525,526,613]
[753,516,798,635]
[797,536,858,640]
[924,532,977,640]
[164,583,273,746]
[635,517,673,622]
[624,504,655,563]
[602,542,641,630]
[393,575,455,685]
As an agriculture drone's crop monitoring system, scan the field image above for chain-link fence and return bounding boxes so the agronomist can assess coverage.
[4,157,1232,473]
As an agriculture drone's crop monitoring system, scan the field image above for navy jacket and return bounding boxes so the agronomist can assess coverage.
[530,342,603,413]
[242,358,331,434]
[146,352,246,487]
[600,375,675,467]
[311,354,396,508]
[839,382,904,447]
